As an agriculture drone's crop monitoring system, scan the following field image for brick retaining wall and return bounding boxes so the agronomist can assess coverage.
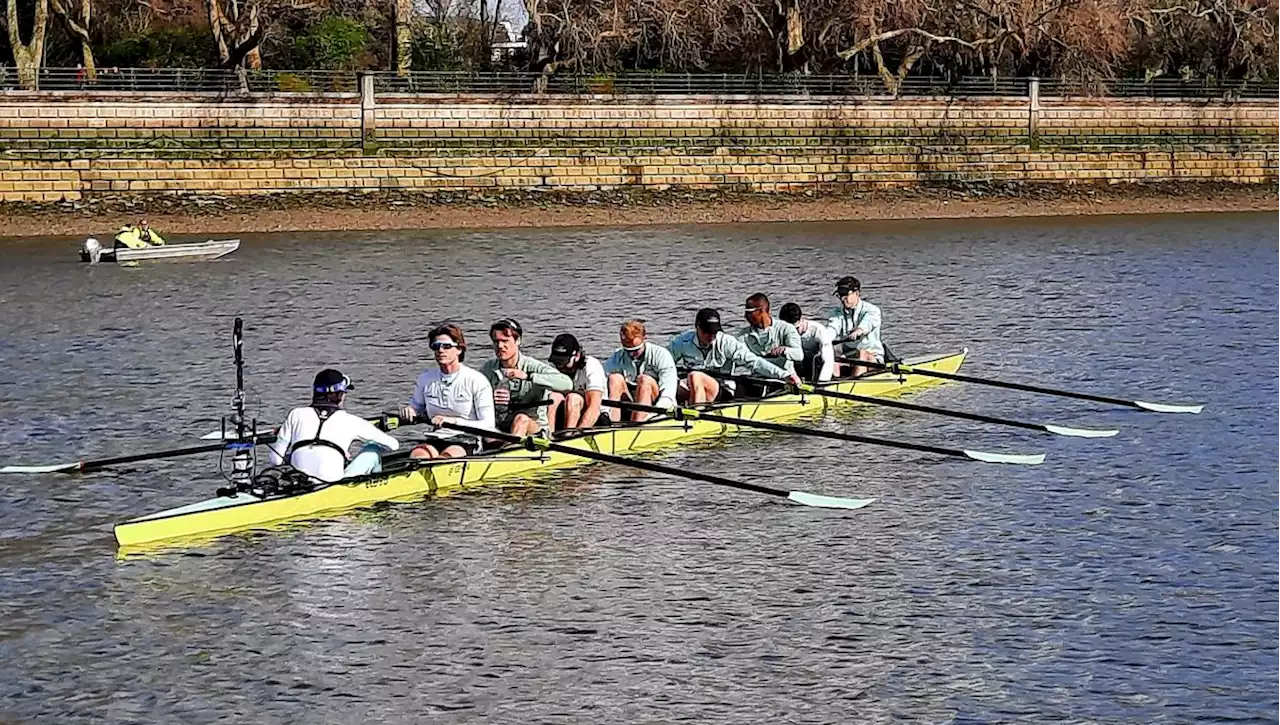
[0,93,1274,202]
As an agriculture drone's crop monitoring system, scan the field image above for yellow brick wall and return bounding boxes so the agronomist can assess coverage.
[0,97,1274,202]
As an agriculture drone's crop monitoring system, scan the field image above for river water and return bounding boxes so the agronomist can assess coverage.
[0,212,1275,724]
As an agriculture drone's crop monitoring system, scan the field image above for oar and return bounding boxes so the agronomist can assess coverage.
[836,357,1204,414]
[798,383,1117,438]
[438,421,874,510]
[1,435,278,475]
[602,400,1045,465]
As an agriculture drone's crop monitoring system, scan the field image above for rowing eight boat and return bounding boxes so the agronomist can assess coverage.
[112,348,968,551]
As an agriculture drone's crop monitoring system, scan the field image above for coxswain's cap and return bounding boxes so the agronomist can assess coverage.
[313,368,354,394]
[695,308,723,334]
[549,333,582,362]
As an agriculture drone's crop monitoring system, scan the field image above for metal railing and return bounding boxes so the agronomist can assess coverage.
[0,67,359,95]
[1,68,1274,100]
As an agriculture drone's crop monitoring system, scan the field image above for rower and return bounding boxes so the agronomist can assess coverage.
[779,302,835,383]
[401,324,495,459]
[735,292,803,396]
[603,319,678,422]
[825,276,884,377]
[668,308,801,404]
[268,369,400,482]
[479,318,572,436]
[545,333,606,434]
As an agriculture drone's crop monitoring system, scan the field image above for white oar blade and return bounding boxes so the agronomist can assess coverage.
[1,462,80,474]
[1043,424,1120,439]
[200,430,229,441]
[1135,400,1204,414]
[786,491,875,510]
[963,450,1046,465]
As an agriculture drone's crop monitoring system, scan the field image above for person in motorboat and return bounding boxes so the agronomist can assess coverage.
[401,323,495,459]
[778,302,835,383]
[603,319,679,423]
[114,220,166,250]
[545,333,606,434]
[267,369,400,482]
[480,318,573,436]
[668,308,800,404]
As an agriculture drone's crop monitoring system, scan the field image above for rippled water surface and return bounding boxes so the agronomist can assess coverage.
[0,212,1276,724]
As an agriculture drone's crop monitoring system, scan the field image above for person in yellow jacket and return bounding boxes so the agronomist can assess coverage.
[114,220,166,250]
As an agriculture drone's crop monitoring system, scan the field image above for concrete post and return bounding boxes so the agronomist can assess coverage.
[1028,77,1041,149]
[360,73,377,152]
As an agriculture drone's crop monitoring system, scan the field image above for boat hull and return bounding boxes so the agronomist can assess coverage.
[114,349,967,551]
[80,239,241,264]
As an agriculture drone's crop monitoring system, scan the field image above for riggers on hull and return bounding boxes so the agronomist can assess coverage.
[114,349,967,552]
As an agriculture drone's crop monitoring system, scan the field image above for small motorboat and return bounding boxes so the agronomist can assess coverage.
[80,237,241,265]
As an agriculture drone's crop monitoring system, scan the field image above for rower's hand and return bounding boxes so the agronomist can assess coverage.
[430,415,451,427]
[493,387,511,405]
[786,373,803,387]
[766,346,787,357]
[502,368,529,381]
[399,406,417,422]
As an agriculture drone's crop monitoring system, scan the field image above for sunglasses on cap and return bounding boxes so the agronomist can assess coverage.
[623,342,645,352]
[430,340,458,351]
[314,376,353,394]
[744,307,763,314]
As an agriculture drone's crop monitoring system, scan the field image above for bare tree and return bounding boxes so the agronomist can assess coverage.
[394,0,412,74]
[6,0,51,88]
[50,0,95,79]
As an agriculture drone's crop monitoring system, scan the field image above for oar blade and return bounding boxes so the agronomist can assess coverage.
[1135,400,1204,414]
[1,462,80,474]
[1043,424,1120,438]
[786,491,875,510]
[962,450,1046,465]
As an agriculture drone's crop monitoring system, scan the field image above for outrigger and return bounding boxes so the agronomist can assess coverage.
[2,319,1204,553]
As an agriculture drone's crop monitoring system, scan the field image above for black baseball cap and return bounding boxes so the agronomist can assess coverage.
[313,368,353,393]
[549,333,582,362]
[695,308,723,334]
[835,276,861,295]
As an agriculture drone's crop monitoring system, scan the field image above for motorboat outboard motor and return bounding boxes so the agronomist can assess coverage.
[80,236,103,264]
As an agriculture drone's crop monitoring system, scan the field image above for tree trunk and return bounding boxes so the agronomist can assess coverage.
[395,0,412,75]
[7,0,51,90]
[52,0,97,80]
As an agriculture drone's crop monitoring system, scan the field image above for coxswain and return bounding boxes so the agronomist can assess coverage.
[668,308,800,404]
[736,292,803,395]
[825,276,885,377]
[603,319,678,422]
[778,302,835,383]
[401,324,495,459]
[479,318,573,436]
[268,369,400,482]
[545,333,606,434]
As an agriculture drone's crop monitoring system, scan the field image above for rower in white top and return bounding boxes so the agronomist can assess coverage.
[545,333,607,434]
[401,323,496,459]
[268,369,400,483]
[779,302,835,383]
